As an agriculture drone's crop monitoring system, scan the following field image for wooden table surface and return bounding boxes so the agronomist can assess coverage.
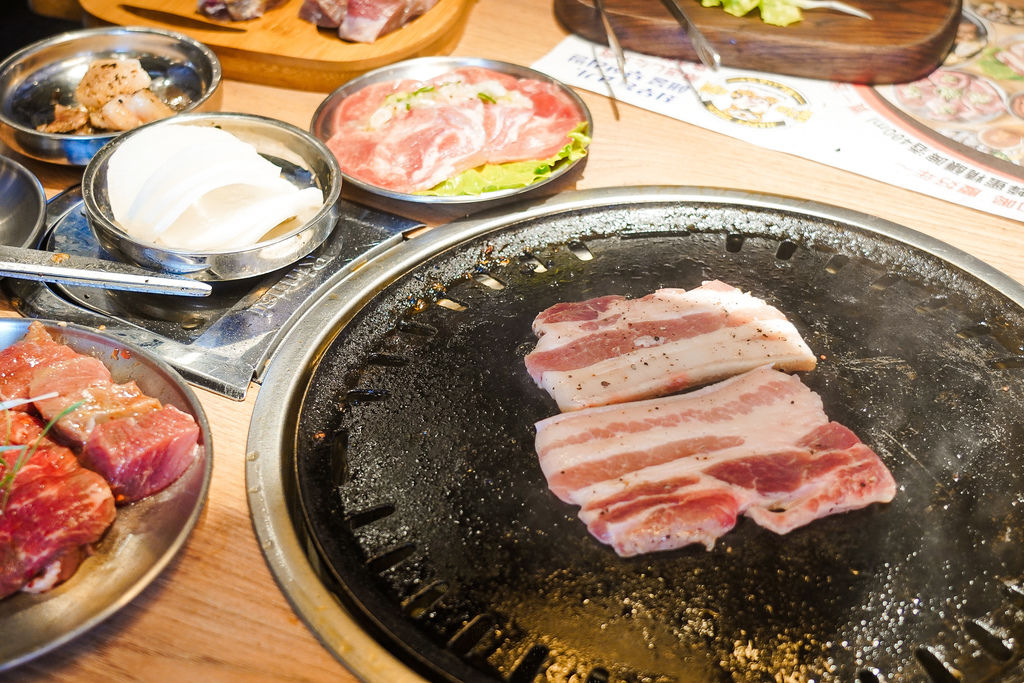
[7,0,1024,680]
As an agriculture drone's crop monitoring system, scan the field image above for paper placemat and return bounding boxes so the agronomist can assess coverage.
[534,33,1024,223]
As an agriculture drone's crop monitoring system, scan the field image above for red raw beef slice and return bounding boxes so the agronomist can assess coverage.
[82,405,200,503]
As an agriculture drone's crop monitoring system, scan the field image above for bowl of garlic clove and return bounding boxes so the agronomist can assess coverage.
[81,112,341,281]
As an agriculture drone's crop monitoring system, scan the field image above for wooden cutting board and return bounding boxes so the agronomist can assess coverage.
[79,0,475,91]
[555,0,962,83]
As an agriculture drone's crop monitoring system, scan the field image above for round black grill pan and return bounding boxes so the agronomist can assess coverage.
[263,188,1024,682]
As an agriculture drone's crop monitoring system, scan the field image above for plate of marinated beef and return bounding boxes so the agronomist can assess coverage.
[0,319,211,671]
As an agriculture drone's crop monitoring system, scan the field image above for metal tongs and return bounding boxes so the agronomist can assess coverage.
[594,0,628,79]
[659,0,721,70]
[0,245,212,297]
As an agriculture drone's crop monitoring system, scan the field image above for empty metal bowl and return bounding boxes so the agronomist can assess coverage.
[0,154,46,248]
[310,56,592,207]
[81,112,342,282]
[0,26,222,166]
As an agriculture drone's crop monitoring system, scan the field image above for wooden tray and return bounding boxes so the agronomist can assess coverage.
[555,0,962,84]
[80,0,475,91]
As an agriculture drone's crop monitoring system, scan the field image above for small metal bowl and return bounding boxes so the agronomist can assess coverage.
[81,112,342,282]
[0,154,46,248]
[0,26,222,166]
[310,56,592,207]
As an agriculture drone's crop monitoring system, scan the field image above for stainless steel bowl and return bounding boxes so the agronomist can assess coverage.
[0,155,46,248]
[0,26,222,166]
[81,112,342,282]
[310,56,592,207]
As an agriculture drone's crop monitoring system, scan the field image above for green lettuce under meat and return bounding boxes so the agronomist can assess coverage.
[416,123,590,197]
[701,0,803,26]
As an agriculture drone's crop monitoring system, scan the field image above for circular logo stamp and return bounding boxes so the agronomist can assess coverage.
[696,76,813,128]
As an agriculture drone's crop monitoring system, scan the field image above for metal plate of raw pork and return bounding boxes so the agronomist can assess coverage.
[247,186,1024,682]
[310,56,592,207]
[0,319,212,671]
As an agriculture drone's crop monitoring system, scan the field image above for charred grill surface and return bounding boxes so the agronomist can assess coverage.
[293,199,1024,682]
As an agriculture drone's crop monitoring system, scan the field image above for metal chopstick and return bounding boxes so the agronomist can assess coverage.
[659,0,721,70]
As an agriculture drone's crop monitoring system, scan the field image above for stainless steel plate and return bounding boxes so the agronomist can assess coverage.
[310,56,592,207]
[0,318,212,671]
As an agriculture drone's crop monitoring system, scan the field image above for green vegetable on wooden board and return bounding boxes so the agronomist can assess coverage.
[700,0,872,27]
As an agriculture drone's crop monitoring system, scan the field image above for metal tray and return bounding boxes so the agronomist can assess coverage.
[0,318,212,671]
[247,186,1024,682]
[7,189,418,399]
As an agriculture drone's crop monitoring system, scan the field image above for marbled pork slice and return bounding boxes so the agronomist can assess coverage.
[534,366,897,557]
[330,101,489,192]
[524,280,818,411]
[465,69,584,162]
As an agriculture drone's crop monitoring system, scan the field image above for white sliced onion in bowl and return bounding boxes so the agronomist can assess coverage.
[106,123,323,249]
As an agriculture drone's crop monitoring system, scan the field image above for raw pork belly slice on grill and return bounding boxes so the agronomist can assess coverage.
[524,280,818,412]
[0,412,115,598]
[326,67,582,193]
[534,366,897,557]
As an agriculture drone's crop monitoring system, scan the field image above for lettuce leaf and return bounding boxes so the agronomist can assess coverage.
[416,122,591,197]
[701,0,802,26]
